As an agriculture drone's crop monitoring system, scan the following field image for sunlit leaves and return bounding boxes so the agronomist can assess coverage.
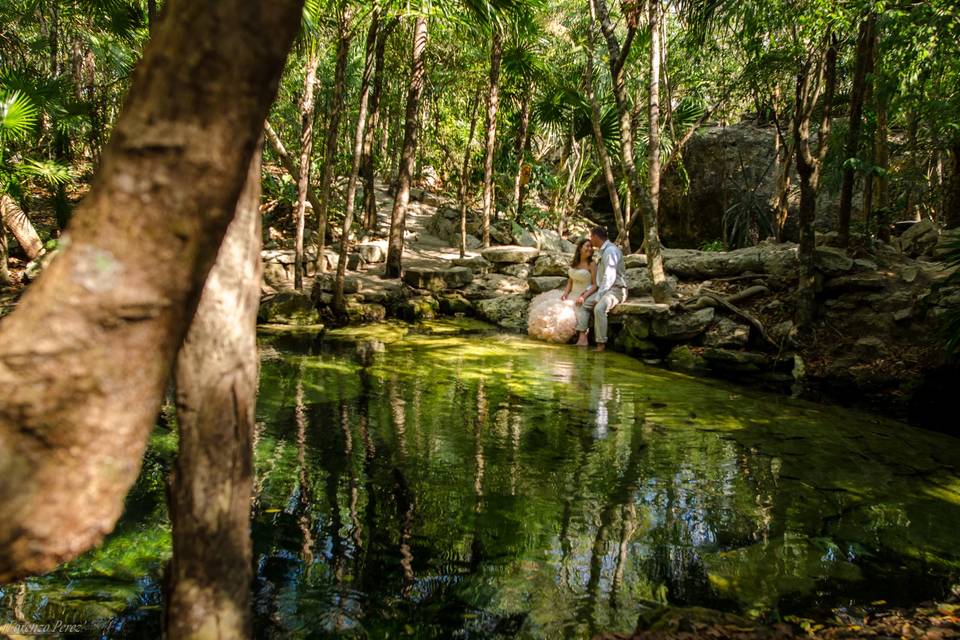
[0,90,39,142]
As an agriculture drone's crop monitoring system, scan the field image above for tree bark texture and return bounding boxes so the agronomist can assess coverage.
[362,18,398,231]
[385,17,428,278]
[794,35,837,329]
[480,27,503,248]
[294,52,320,290]
[511,92,532,219]
[645,0,670,301]
[584,34,624,240]
[263,121,323,217]
[459,89,481,258]
[0,195,45,260]
[165,148,262,640]
[0,224,10,286]
[837,13,876,246]
[0,0,301,582]
[317,9,354,272]
[335,10,381,314]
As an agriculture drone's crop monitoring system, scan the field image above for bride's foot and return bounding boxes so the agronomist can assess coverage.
[575,333,589,347]
[594,343,606,352]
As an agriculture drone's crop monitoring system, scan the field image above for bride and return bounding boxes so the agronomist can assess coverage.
[527,239,597,343]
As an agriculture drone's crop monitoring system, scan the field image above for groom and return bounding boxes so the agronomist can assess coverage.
[576,226,627,351]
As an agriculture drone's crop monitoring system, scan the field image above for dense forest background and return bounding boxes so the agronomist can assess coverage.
[2,0,958,272]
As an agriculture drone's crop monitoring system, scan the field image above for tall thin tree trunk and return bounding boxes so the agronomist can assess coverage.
[362,18,397,231]
[875,93,890,240]
[480,27,503,248]
[794,35,837,329]
[511,93,532,220]
[459,89,481,257]
[1,195,45,260]
[644,0,669,299]
[585,34,624,240]
[837,13,876,246]
[0,0,301,582]
[166,147,261,640]
[294,52,319,290]
[334,11,381,314]
[385,16,428,278]
[317,9,355,272]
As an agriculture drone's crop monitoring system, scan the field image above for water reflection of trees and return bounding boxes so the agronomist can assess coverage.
[247,338,891,636]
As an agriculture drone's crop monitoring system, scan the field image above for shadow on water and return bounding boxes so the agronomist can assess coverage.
[3,319,960,638]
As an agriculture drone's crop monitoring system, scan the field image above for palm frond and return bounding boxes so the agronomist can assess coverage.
[0,90,39,141]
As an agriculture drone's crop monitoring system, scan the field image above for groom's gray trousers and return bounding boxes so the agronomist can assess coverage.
[575,286,627,343]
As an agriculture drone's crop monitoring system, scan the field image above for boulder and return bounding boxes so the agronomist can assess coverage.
[610,299,671,319]
[489,224,513,245]
[703,317,750,349]
[499,263,532,279]
[624,253,648,269]
[813,246,854,276]
[933,228,960,260]
[476,294,529,331]
[402,266,473,292]
[481,245,540,264]
[532,253,573,277]
[614,316,659,359]
[462,273,529,300]
[823,272,892,292]
[661,243,798,284]
[701,348,773,374]
[666,345,709,374]
[625,268,679,298]
[900,219,939,257]
[344,301,387,324]
[438,292,474,315]
[465,234,484,250]
[453,255,494,274]
[538,229,568,253]
[314,274,362,295]
[357,241,387,263]
[258,291,319,326]
[517,229,539,248]
[651,307,715,341]
[347,253,364,270]
[357,280,404,305]
[397,295,439,321]
[528,276,567,294]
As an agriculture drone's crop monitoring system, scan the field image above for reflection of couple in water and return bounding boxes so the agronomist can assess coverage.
[527,226,627,352]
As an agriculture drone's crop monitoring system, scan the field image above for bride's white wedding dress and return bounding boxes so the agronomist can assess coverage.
[527,267,592,343]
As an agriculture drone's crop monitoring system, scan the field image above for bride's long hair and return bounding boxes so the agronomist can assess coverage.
[571,238,593,267]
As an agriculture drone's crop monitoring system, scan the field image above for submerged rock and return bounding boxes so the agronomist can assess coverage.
[258,291,319,326]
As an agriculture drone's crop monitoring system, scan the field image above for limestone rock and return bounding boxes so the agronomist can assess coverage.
[528,276,567,294]
[345,301,387,324]
[453,255,493,274]
[438,292,474,315]
[610,299,671,319]
[813,246,854,276]
[499,263,531,279]
[397,295,439,321]
[900,219,939,257]
[651,307,715,341]
[625,268,679,298]
[701,348,773,373]
[356,241,387,263]
[532,252,573,277]
[481,245,540,264]
[703,317,750,348]
[402,266,473,292]
[489,224,513,245]
[314,274,362,295]
[517,229,539,248]
[476,294,529,331]
[462,273,529,300]
[625,253,648,269]
[538,229,568,253]
[933,228,960,260]
[823,272,892,292]
[258,291,319,326]
[614,316,659,359]
[666,345,708,373]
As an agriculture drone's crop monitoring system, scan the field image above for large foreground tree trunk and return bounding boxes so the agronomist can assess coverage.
[0,224,9,286]
[0,195,45,261]
[335,11,381,314]
[480,27,503,248]
[0,0,301,583]
[316,8,355,272]
[948,143,960,230]
[836,13,876,246]
[385,16,428,279]
[166,148,262,640]
[294,52,320,290]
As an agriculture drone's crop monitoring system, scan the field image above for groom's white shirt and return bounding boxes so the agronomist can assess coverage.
[595,240,626,299]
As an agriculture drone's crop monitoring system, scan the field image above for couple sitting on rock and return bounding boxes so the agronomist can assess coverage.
[527,226,626,351]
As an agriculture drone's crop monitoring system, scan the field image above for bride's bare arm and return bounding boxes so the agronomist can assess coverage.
[561,276,573,300]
